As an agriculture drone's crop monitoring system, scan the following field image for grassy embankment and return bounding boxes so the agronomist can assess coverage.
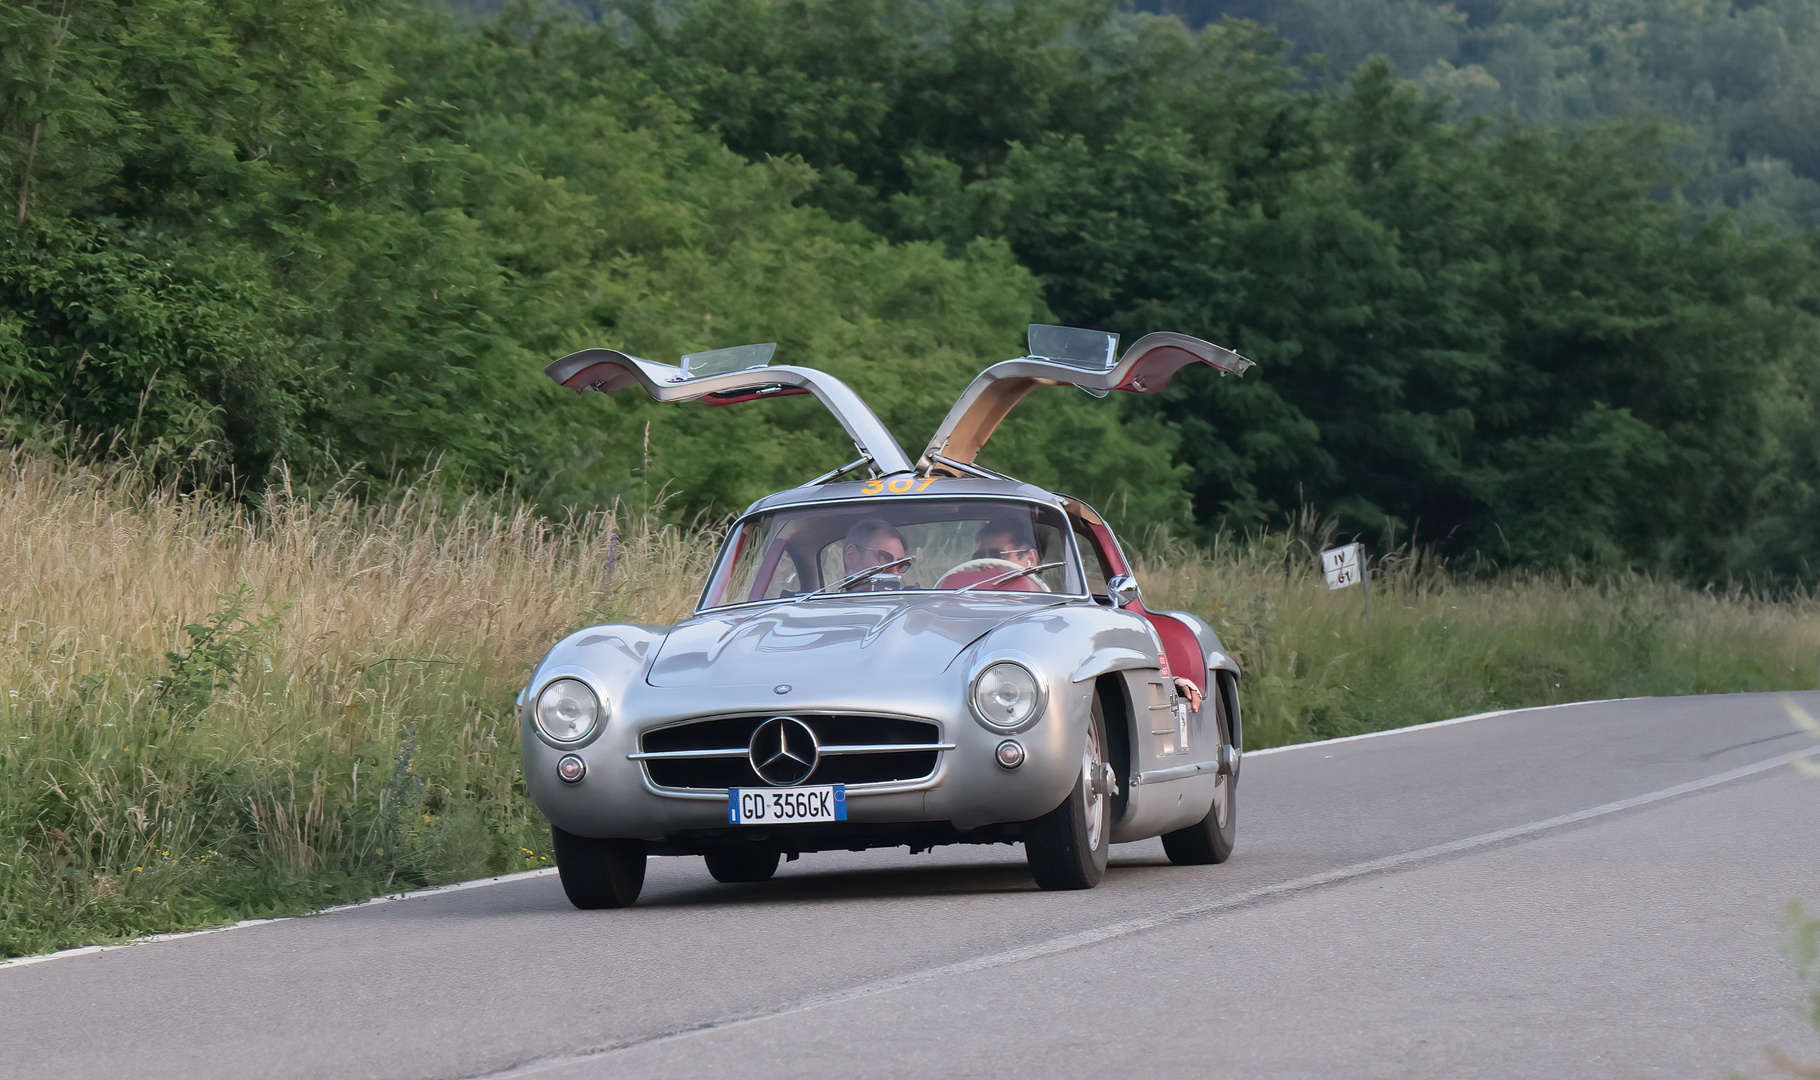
[4,452,1818,958]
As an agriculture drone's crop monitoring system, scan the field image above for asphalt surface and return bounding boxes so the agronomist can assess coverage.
[4,692,1819,1080]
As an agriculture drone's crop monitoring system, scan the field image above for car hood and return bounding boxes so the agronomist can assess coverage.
[646,594,1070,688]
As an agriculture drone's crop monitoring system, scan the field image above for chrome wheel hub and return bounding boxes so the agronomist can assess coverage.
[1082,722,1106,850]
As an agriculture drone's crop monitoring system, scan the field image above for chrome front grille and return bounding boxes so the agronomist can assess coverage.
[634,714,949,791]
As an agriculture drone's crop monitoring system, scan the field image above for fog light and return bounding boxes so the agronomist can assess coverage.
[556,754,586,783]
[995,739,1026,769]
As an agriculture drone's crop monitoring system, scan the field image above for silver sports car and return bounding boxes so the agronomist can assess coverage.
[524,325,1253,907]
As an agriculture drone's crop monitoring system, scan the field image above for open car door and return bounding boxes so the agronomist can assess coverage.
[547,345,915,477]
[919,326,1252,476]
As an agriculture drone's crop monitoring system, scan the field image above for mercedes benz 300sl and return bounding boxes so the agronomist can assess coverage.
[524,325,1252,907]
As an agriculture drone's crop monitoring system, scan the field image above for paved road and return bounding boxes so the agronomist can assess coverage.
[5,693,1819,1080]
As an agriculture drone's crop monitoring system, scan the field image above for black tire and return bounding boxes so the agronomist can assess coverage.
[552,825,647,909]
[1161,678,1238,866]
[1025,695,1113,890]
[703,846,780,883]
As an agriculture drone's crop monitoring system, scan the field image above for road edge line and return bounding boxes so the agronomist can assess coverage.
[1243,696,1637,758]
[0,868,559,971]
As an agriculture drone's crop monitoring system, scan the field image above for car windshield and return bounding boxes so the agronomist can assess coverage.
[700,498,1082,610]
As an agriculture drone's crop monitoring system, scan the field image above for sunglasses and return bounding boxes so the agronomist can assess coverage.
[980,546,1037,561]
[852,546,905,563]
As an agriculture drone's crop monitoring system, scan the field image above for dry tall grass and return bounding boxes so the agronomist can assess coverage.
[4,450,1818,957]
[1137,530,1820,747]
[1,450,715,956]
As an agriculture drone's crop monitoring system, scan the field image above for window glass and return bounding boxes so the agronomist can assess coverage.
[1073,523,1111,598]
[702,499,1082,609]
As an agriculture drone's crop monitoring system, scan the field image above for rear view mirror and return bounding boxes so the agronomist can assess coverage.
[1107,574,1141,608]
[681,342,778,378]
[1028,324,1119,371]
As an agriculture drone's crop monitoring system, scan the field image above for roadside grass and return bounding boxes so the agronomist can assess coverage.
[1137,532,1820,749]
[3,451,1817,957]
[0,450,712,958]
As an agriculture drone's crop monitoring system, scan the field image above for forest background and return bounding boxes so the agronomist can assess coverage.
[6,0,1820,579]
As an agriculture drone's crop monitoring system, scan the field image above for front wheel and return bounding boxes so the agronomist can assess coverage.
[1161,680,1238,866]
[1025,695,1112,890]
[552,826,647,909]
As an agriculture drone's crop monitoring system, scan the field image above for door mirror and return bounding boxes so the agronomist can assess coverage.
[1107,574,1141,608]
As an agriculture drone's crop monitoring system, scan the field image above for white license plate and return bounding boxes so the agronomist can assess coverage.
[728,785,847,825]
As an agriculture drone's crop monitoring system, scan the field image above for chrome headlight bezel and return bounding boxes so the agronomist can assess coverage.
[968,659,1047,733]
[532,676,607,747]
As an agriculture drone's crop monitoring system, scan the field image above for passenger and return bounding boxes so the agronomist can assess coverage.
[842,518,908,576]
[982,515,1204,709]
[972,518,1042,568]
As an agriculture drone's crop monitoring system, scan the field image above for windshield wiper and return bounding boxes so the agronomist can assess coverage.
[794,555,916,602]
[956,561,1066,594]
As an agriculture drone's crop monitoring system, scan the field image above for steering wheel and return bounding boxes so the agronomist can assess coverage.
[935,558,1050,592]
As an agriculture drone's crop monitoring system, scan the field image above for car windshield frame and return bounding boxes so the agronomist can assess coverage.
[695,494,1091,613]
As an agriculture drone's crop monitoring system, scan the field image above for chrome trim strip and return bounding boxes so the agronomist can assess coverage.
[629,741,955,761]
[632,712,953,799]
[1131,760,1222,785]
[818,742,957,756]
[638,766,950,801]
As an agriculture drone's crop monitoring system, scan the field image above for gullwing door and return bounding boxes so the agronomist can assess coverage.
[918,325,1253,475]
[546,345,915,478]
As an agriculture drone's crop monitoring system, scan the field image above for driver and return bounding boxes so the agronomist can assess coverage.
[843,518,908,577]
[972,518,1042,568]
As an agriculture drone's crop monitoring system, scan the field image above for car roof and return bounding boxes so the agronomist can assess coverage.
[743,475,1067,518]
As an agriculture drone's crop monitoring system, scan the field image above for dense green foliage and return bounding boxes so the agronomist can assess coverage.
[4,0,1819,577]
[1137,0,1820,230]
[0,0,1192,522]
[590,0,1820,576]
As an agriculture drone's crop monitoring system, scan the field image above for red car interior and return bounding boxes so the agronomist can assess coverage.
[1077,513,1207,693]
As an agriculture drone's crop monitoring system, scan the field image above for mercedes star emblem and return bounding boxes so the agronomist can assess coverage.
[749,716,818,786]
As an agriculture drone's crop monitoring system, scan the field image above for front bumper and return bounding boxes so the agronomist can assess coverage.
[523,678,1086,844]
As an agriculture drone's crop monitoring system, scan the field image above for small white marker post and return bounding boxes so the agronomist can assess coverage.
[1321,541,1369,621]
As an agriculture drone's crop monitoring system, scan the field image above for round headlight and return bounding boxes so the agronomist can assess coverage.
[535,678,603,744]
[971,662,1042,730]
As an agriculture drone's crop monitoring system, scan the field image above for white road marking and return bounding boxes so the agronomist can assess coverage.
[473,743,1820,1078]
[1244,696,1637,758]
[0,869,559,971]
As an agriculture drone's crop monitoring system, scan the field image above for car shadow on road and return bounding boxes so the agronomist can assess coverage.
[636,847,1183,909]
[639,860,1039,908]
